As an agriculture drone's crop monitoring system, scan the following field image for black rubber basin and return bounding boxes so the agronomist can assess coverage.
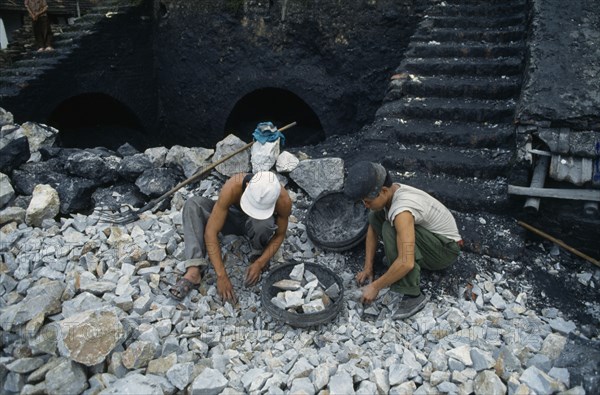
[261,262,344,328]
[306,191,369,251]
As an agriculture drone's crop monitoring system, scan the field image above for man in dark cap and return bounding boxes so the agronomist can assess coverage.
[344,161,462,318]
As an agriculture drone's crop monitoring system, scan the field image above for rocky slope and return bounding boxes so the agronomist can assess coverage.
[0,112,599,394]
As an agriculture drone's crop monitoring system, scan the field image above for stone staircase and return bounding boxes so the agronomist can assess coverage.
[325,0,531,258]
[352,0,529,212]
[0,0,136,98]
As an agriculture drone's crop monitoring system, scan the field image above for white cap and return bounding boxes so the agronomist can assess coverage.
[240,171,281,220]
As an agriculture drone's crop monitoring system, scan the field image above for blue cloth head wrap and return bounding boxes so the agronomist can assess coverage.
[252,122,286,147]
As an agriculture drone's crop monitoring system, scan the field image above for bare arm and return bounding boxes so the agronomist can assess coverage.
[361,211,416,302]
[245,187,291,285]
[25,1,36,19]
[36,5,48,18]
[204,180,236,301]
[356,224,377,285]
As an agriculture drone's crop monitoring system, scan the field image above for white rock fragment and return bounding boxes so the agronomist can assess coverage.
[289,263,305,281]
[276,151,300,173]
[302,299,325,313]
[273,279,302,291]
[26,184,60,227]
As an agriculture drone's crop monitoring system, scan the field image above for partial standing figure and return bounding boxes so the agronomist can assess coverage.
[24,0,53,51]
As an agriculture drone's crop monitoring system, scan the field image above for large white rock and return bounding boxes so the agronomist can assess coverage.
[26,184,60,227]
[0,172,14,208]
[276,151,299,173]
[144,147,169,167]
[166,145,214,178]
[57,310,125,366]
[213,134,250,177]
[190,368,228,395]
[20,122,58,154]
[473,370,506,395]
[251,139,280,172]
[289,157,344,198]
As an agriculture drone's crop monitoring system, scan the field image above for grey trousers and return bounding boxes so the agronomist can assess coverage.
[182,196,277,269]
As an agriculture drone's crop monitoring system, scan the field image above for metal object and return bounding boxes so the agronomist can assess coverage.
[97,122,296,224]
[508,185,600,202]
[517,221,600,268]
[261,262,344,328]
[524,156,550,213]
[584,201,599,216]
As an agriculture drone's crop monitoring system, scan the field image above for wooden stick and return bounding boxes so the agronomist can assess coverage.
[139,122,297,213]
[517,221,600,268]
[508,185,600,202]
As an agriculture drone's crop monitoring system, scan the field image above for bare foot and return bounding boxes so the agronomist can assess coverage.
[183,266,202,284]
[169,266,202,300]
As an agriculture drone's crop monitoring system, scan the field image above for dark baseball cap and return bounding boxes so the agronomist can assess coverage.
[343,161,387,200]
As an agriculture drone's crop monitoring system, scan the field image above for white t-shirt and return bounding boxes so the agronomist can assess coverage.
[385,183,461,242]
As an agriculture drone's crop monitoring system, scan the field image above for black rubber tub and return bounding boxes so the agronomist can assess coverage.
[261,262,344,328]
[306,191,369,252]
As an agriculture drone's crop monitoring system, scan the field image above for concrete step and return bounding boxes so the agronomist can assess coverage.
[402,57,523,77]
[439,0,527,6]
[413,27,526,43]
[378,143,513,179]
[389,75,521,100]
[426,15,527,29]
[0,85,21,98]
[377,96,517,123]
[427,3,528,17]
[368,118,515,149]
[53,30,88,40]
[92,4,136,13]
[12,56,63,69]
[395,175,513,215]
[0,66,52,78]
[344,146,514,213]
[407,42,525,59]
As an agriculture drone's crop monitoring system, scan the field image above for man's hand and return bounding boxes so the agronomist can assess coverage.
[216,276,237,304]
[356,269,373,286]
[360,283,380,304]
[244,261,264,286]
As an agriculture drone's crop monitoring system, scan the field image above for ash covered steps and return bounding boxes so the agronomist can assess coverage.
[402,57,523,77]
[356,0,529,214]
[388,173,512,215]
[413,27,526,44]
[0,0,138,98]
[424,15,526,29]
[406,43,524,59]
[371,119,515,149]
[426,2,528,17]
[377,97,517,123]
[380,144,513,180]
[388,75,522,100]
[380,0,528,125]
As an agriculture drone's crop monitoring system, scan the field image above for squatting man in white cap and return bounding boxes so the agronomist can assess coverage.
[170,171,292,303]
[344,161,463,318]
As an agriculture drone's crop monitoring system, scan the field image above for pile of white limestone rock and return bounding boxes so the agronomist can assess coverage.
[0,171,594,395]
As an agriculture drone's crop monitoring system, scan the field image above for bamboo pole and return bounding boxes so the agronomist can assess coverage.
[508,185,600,202]
[517,221,600,268]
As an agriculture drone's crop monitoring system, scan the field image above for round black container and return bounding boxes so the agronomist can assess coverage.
[261,262,344,328]
[306,191,369,251]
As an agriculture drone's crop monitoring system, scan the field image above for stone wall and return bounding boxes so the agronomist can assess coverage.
[0,1,159,145]
[517,0,600,130]
[154,0,423,147]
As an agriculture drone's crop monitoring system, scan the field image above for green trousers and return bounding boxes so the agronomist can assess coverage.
[369,210,460,296]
